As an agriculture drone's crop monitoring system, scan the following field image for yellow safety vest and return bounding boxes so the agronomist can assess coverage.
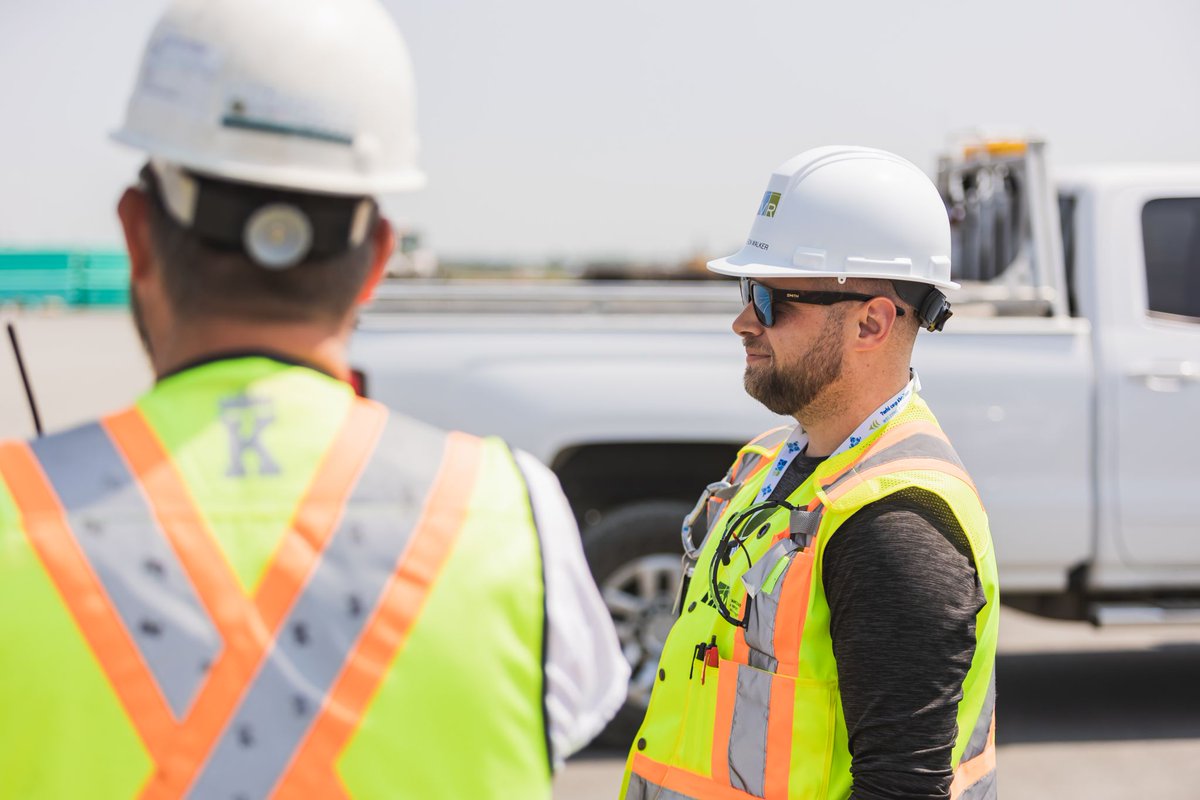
[0,357,552,799]
[623,396,998,800]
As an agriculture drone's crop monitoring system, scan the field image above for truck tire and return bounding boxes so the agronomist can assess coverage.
[582,499,690,750]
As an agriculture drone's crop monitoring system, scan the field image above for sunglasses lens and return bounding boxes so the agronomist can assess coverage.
[751,281,774,326]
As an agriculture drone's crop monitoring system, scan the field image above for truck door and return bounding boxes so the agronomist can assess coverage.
[1109,191,1200,566]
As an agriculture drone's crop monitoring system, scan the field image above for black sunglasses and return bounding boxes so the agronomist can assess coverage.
[739,277,906,328]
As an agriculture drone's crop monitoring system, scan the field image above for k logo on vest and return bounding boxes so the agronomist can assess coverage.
[219,394,281,477]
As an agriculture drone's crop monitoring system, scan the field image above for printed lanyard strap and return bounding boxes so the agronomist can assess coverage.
[756,371,921,501]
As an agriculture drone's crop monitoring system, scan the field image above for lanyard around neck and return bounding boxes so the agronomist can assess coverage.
[755,371,921,501]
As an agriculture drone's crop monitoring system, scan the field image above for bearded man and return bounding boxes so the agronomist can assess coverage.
[621,146,999,800]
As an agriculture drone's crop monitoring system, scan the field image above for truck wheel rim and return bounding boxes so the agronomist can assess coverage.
[601,554,681,708]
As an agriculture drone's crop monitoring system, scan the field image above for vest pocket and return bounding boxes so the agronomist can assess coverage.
[741,543,816,677]
[709,657,836,800]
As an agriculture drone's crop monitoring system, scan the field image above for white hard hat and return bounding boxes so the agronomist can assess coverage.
[112,0,424,196]
[709,146,957,291]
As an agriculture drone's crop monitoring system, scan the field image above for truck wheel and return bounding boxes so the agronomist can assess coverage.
[582,500,690,749]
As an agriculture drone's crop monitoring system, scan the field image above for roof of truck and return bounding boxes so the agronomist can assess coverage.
[1054,163,1200,191]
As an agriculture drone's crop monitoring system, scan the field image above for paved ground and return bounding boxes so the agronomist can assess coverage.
[0,310,151,439]
[555,608,1200,799]
[6,312,1200,798]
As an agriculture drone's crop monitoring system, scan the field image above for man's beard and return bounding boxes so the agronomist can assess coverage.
[742,315,844,417]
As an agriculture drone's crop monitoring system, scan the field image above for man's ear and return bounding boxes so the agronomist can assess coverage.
[355,217,396,305]
[854,296,901,352]
[117,187,156,284]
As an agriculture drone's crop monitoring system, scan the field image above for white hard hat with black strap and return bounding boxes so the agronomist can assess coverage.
[709,146,957,332]
[113,0,423,269]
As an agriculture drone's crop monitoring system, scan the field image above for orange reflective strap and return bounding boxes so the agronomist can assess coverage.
[0,441,177,764]
[709,661,739,785]
[731,626,751,664]
[763,673,795,799]
[769,548,814,678]
[816,420,948,489]
[253,401,387,625]
[949,714,996,799]
[273,430,485,798]
[630,753,759,800]
[824,457,979,506]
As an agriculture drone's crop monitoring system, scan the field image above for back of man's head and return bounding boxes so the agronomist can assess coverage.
[139,164,380,325]
[113,0,424,327]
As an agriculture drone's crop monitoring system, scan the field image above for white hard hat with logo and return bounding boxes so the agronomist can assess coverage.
[112,0,424,197]
[708,146,957,291]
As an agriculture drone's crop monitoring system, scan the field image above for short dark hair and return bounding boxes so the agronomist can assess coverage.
[140,166,381,324]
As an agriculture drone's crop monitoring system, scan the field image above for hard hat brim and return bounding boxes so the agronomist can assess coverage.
[706,253,960,291]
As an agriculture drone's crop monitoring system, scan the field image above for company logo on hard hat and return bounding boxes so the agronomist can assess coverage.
[758,191,781,218]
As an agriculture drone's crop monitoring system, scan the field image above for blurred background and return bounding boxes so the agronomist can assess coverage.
[3,2,1200,798]
[4,0,1200,269]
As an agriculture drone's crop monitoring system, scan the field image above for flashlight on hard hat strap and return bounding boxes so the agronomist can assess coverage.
[142,162,375,269]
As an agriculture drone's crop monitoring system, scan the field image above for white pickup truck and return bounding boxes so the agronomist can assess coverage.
[3,140,1198,742]
[348,140,1200,740]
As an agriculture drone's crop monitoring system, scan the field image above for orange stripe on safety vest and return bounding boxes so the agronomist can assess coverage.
[0,441,177,767]
[823,457,979,505]
[631,753,759,800]
[763,672,795,800]
[949,714,996,799]
[254,401,388,624]
[770,548,814,678]
[817,420,949,490]
[731,627,751,665]
[96,405,260,793]
[272,430,485,799]
[709,661,739,787]
[101,400,387,799]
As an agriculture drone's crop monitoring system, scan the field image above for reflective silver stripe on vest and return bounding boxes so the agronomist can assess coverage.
[188,414,447,799]
[822,432,964,495]
[788,507,821,548]
[729,427,791,486]
[623,772,696,800]
[728,665,772,797]
[741,541,803,673]
[960,768,997,800]
[962,671,995,764]
[732,452,764,484]
[31,422,220,720]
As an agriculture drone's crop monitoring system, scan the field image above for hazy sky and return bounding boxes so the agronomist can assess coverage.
[2,0,1198,261]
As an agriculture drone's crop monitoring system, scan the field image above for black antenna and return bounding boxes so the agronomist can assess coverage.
[6,322,43,438]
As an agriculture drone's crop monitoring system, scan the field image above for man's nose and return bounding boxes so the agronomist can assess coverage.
[733,301,764,338]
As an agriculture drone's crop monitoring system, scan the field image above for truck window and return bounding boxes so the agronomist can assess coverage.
[1059,193,1078,316]
[1142,198,1200,321]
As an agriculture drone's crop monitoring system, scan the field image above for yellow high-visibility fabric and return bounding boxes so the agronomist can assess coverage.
[0,358,551,798]
[623,396,999,799]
